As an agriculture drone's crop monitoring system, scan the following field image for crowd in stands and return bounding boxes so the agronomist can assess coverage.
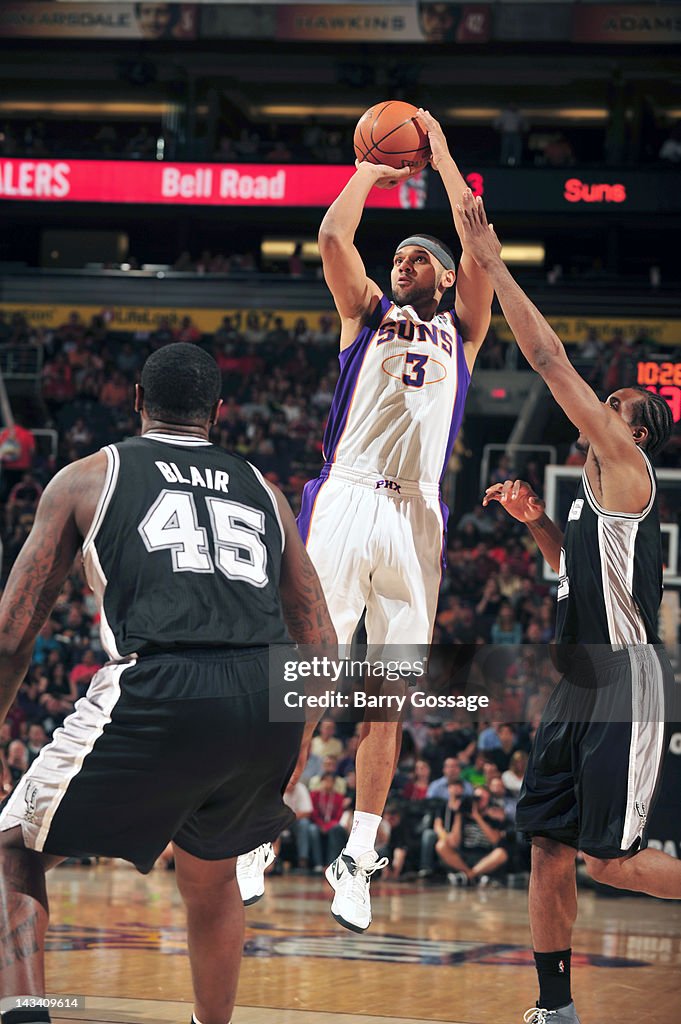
[3,113,681,168]
[276,711,536,886]
[0,309,677,882]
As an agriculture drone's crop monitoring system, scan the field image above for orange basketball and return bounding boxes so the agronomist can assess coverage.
[353,100,430,171]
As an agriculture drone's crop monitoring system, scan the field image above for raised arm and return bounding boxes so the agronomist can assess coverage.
[416,109,492,368]
[458,193,650,508]
[318,162,410,349]
[0,461,92,724]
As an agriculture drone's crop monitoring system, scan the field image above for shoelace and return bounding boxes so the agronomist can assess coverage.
[523,1009,556,1023]
[347,856,389,905]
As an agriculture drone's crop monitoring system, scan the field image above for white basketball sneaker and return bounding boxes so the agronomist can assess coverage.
[523,1004,581,1023]
[325,849,388,933]
[236,843,276,906]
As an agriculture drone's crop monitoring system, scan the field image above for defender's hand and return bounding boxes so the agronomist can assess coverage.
[415,108,448,170]
[456,191,502,267]
[482,479,545,523]
[355,160,413,190]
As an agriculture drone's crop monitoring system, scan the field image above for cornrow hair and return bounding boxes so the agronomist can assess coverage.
[630,386,674,457]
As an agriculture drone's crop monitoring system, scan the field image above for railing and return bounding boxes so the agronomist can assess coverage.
[31,429,58,464]
[0,344,43,380]
[479,443,557,495]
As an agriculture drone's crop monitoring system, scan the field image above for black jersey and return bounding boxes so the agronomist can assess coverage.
[82,432,289,657]
[556,450,663,648]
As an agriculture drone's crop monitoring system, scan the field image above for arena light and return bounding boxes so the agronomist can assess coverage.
[445,106,608,122]
[0,100,198,117]
[261,239,320,260]
[500,243,545,266]
[256,104,366,119]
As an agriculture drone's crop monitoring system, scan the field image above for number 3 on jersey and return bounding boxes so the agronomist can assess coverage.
[403,352,429,388]
[138,489,268,587]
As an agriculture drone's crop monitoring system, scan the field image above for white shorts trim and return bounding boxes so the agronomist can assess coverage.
[0,661,133,852]
[621,646,666,851]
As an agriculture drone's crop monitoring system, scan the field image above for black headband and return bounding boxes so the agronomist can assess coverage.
[396,235,455,271]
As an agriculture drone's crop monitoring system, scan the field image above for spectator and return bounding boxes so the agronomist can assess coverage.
[69,648,103,698]
[378,803,408,880]
[542,133,575,167]
[176,316,202,344]
[659,122,681,164]
[7,739,28,787]
[4,472,42,533]
[436,785,506,885]
[310,718,344,760]
[288,243,304,278]
[308,755,347,796]
[494,104,527,167]
[282,777,314,871]
[419,779,463,877]
[100,371,130,410]
[420,717,448,778]
[308,771,347,871]
[502,749,528,797]
[337,731,360,777]
[487,724,520,773]
[427,756,473,801]
[26,722,49,766]
[491,603,523,646]
[0,423,36,499]
[401,757,431,800]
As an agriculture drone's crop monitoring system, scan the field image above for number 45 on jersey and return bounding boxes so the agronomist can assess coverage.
[138,489,268,587]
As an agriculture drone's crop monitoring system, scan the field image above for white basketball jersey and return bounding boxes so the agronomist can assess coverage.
[322,294,470,484]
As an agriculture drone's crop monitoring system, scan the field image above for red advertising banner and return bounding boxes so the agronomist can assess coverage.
[0,159,412,208]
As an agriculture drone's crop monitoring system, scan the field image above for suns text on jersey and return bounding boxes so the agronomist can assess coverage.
[376,319,454,357]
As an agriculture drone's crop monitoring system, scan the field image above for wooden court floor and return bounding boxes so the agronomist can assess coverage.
[41,861,681,1024]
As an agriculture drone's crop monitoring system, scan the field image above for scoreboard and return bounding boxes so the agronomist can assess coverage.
[637,361,681,424]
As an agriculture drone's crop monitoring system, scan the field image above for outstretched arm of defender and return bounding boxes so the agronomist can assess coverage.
[458,194,643,467]
[416,109,493,362]
[318,162,410,340]
[0,464,87,724]
[483,478,563,573]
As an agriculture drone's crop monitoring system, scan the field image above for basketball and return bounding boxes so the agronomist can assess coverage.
[353,100,430,171]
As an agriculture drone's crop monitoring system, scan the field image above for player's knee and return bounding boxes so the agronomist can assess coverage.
[582,853,627,886]
[175,854,238,904]
[531,836,576,875]
[582,854,612,883]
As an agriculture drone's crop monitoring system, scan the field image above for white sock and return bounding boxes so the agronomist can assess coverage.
[344,811,382,859]
[192,1017,231,1024]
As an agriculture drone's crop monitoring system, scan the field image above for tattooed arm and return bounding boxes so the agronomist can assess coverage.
[272,487,337,784]
[0,455,104,725]
[273,488,337,648]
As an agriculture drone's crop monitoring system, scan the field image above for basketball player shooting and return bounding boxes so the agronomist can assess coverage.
[294,109,494,932]
[458,192,679,1023]
[0,344,336,1024]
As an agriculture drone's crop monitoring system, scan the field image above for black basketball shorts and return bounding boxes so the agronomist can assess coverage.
[516,644,672,859]
[0,647,303,873]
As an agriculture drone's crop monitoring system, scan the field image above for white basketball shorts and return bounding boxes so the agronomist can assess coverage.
[298,464,446,647]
